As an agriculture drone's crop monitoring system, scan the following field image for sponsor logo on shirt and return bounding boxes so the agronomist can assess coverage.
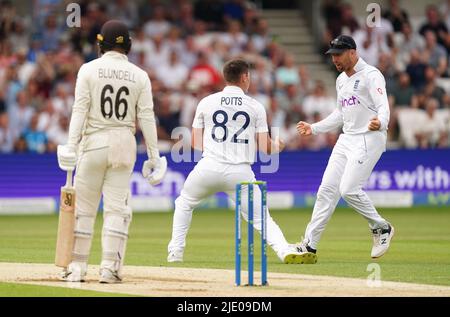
[353,79,360,90]
[341,95,360,107]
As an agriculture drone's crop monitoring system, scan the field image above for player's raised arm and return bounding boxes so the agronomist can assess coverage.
[137,75,167,185]
[311,108,343,135]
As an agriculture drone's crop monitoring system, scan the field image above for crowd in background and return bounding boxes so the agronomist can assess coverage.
[1,0,449,154]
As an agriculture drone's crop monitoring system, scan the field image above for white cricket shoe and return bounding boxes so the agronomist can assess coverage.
[99,268,122,284]
[60,263,87,282]
[279,246,317,264]
[371,223,395,258]
[167,249,184,263]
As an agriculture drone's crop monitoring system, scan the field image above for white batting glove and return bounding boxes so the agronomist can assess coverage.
[142,156,167,186]
[57,144,77,171]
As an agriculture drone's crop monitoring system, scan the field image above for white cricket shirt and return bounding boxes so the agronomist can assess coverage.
[67,51,159,159]
[192,85,268,164]
[311,58,390,135]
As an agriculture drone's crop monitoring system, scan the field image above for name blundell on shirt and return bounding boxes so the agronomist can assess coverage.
[98,68,136,83]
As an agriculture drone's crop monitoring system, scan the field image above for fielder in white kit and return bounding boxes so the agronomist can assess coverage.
[167,59,315,264]
[296,35,394,259]
[56,20,167,283]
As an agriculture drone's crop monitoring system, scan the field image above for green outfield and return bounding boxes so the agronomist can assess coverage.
[0,207,449,296]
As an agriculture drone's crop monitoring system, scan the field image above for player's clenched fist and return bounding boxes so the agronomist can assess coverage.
[368,117,381,131]
[297,121,312,136]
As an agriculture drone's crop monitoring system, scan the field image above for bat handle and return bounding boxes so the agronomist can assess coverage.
[65,170,74,189]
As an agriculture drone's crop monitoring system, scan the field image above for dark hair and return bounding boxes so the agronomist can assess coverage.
[223,59,250,83]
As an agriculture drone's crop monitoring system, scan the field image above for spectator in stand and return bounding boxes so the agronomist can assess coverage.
[145,34,171,72]
[353,25,389,67]
[393,22,425,71]
[406,49,428,90]
[194,0,224,29]
[267,95,285,129]
[164,27,185,55]
[250,58,273,95]
[192,20,213,51]
[416,66,449,108]
[302,80,335,122]
[9,90,34,140]
[188,51,222,90]
[276,84,304,123]
[220,20,248,55]
[223,0,245,23]
[383,0,409,33]
[47,115,69,150]
[377,52,397,93]
[322,2,359,54]
[51,83,74,118]
[156,50,189,90]
[389,72,418,107]
[172,1,196,36]
[180,35,200,69]
[275,54,300,88]
[0,112,14,153]
[22,113,47,153]
[419,5,448,47]
[423,30,448,77]
[9,20,29,53]
[251,19,271,53]
[41,14,64,53]
[415,98,448,148]
[107,0,138,29]
[154,94,180,151]
[144,5,171,38]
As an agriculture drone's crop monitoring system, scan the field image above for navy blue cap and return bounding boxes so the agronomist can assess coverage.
[325,35,357,54]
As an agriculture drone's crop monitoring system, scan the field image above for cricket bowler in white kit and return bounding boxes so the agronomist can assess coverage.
[296,35,394,259]
[56,20,167,283]
[167,59,315,264]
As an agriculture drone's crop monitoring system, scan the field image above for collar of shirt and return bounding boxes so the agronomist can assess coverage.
[102,51,128,61]
[353,57,367,73]
[223,85,245,94]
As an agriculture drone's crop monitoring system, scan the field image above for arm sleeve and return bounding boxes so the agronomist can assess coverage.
[192,99,205,128]
[67,64,90,146]
[137,75,160,160]
[368,71,390,131]
[311,108,343,134]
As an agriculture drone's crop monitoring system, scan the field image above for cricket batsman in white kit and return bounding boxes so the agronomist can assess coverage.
[296,35,394,260]
[56,20,167,283]
[167,59,314,264]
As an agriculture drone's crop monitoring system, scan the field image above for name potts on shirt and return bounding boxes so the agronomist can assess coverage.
[221,97,242,106]
[341,95,360,108]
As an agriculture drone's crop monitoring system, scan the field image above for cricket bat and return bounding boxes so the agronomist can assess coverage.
[55,170,76,268]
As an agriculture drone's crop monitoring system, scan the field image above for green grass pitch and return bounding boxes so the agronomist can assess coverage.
[0,207,449,296]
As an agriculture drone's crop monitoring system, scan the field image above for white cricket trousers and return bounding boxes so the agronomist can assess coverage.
[168,157,291,258]
[72,140,134,275]
[304,131,388,249]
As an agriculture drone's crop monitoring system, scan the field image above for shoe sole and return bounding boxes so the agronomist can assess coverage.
[371,226,395,259]
[99,278,122,284]
[284,252,317,264]
[61,277,85,283]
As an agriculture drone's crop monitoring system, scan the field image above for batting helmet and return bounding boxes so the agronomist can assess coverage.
[97,20,132,55]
